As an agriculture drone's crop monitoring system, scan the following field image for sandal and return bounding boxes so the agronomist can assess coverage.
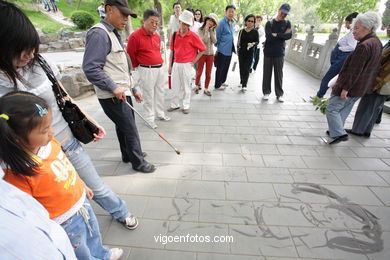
[204,90,212,96]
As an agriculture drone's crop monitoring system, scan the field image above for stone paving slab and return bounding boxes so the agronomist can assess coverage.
[75,59,390,259]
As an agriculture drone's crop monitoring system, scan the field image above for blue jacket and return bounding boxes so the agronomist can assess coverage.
[216,16,235,56]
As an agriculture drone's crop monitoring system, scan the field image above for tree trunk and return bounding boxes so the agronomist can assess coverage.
[154,0,164,41]
[77,0,82,10]
[336,17,344,40]
[124,19,133,40]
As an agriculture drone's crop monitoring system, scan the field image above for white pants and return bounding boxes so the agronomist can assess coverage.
[170,62,193,110]
[135,66,166,123]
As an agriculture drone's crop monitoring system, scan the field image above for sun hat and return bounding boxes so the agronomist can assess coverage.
[205,13,219,27]
[179,10,194,26]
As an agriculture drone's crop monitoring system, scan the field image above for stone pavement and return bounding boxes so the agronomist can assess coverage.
[77,56,390,260]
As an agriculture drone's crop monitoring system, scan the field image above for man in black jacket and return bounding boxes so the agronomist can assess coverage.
[262,3,292,102]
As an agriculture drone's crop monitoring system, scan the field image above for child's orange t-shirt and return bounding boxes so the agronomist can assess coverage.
[4,138,85,219]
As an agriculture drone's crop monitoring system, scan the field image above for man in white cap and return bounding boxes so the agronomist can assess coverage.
[167,10,206,114]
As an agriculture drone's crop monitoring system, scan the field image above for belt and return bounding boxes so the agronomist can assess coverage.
[139,64,163,68]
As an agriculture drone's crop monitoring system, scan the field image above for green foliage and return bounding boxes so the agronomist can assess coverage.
[316,0,379,24]
[57,0,100,24]
[383,0,390,29]
[23,9,65,33]
[71,10,94,29]
[310,96,328,115]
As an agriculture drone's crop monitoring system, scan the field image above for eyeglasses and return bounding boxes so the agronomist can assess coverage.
[247,20,255,23]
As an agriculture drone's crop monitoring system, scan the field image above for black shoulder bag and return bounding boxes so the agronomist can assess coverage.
[37,54,98,144]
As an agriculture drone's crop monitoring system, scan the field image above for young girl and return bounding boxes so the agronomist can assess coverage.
[0,92,123,260]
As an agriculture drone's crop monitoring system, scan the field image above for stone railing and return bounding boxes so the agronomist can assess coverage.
[286,26,339,79]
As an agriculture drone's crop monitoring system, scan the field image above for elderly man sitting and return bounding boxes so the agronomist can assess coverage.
[326,11,383,144]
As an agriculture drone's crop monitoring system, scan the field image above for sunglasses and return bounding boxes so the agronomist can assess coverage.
[247,20,255,23]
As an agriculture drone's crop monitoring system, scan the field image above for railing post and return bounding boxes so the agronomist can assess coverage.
[317,28,338,77]
[286,25,298,58]
[302,25,314,62]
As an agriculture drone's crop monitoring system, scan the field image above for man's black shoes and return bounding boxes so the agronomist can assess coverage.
[329,134,349,145]
[345,129,370,138]
[133,162,156,173]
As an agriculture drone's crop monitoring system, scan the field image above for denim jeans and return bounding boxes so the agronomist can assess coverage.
[61,199,110,260]
[326,95,359,138]
[62,135,129,221]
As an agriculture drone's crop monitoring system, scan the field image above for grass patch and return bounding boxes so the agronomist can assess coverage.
[23,9,65,33]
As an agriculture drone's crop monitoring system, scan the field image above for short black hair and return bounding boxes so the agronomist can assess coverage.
[143,9,160,20]
[173,2,181,9]
[225,5,236,11]
[345,12,358,22]
[244,14,256,22]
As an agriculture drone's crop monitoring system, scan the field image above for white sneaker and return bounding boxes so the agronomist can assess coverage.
[109,248,123,260]
[262,94,270,100]
[157,115,171,121]
[146,121,157,129]
[120,215,139,230]
[277,96,285,102]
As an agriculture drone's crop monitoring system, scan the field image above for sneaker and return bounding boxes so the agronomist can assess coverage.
[133,162,156,173]
[222,83,229,87]
[146,121,157,129]
[262,94,270,100]
[120,215,139,230]
[277,96,285,102]
[204,90,212,96]
[167,107,180,112]
[109,248,123,260]
[242,86,247,92]
[215,85,226,90]
[157,115,171,121]
[182,109,190,114]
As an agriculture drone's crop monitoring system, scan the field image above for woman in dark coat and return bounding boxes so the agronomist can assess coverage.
[237,14,259,92]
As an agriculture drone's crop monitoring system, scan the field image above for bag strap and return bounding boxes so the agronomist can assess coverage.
[237,29,243,50]
[36,54,68,110]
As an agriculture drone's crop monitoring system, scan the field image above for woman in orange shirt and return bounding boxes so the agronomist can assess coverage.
[0,92,123,260]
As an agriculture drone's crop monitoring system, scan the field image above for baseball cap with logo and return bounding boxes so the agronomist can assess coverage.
[105,0,137,18]
[280,3,291,15]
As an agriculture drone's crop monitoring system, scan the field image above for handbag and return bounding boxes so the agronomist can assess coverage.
[37,54,98,144]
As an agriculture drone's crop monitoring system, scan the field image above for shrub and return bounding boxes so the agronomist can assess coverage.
[71,11,94,30]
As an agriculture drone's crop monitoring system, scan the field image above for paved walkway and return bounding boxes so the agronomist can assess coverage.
[77,57,390,260]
